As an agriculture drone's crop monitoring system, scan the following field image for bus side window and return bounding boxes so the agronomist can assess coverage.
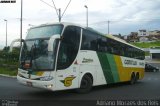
[81,29,98,51]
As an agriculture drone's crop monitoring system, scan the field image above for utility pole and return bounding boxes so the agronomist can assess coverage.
[108,20,110,35]
[4,19,7,47]
[20,0,23,48]
[58,8,61,22]
[40,0,71,22]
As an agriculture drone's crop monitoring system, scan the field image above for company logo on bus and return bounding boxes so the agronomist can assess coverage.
[60,76,76,87]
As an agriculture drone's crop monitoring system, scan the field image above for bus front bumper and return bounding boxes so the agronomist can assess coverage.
[17,75,55,91]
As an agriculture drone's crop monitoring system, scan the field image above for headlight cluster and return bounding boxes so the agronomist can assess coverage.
[40,76,53,81]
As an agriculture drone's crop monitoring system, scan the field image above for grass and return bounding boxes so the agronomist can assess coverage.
[145,51,150,56]
[131,41,160,48]
[0,60,18,76]
[0,66,18,76]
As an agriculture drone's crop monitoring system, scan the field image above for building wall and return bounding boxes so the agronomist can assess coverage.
[150,47,160,59]
[138,30,149,36]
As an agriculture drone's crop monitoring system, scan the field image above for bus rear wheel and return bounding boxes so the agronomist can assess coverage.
[135,73,139,83]
[76,75,93,93]
[130,73,136,85]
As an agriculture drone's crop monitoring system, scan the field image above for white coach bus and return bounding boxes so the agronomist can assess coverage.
[17,22,145,93]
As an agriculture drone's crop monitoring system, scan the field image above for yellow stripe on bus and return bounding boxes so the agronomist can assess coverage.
[114,55,144,82]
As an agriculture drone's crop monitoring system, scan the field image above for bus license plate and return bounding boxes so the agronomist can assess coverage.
[27,81,32,86]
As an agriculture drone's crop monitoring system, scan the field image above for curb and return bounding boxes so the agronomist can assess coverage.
[0,74,16,78]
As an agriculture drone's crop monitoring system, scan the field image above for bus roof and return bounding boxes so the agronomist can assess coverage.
[84,26,143,51]
[30,22,86,29]
[105,34,143,51]
[30,22,143,51]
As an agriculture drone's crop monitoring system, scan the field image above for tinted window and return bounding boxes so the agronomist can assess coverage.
[57,26,81,69]
[81,29,98,51]
[80,29,144,60]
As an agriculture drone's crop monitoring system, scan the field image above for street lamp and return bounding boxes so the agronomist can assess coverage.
[4,19,7,47]
[108,20,110,35]
[84,5,88,27]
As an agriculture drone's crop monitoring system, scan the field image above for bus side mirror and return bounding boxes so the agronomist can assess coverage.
[48,34,61,52]
[9,39,24,52]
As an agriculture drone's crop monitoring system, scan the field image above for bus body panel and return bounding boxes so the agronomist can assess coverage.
[96,52,145,84]
[17,50,145,91]
[55,64,79,90]
[78,50,107,86]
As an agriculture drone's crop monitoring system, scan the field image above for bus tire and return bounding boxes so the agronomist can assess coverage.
[76,75,93,93]
[130,73,136,85]
[135,73,139,83]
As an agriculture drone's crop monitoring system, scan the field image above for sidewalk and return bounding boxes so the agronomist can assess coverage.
[0,74,16,78]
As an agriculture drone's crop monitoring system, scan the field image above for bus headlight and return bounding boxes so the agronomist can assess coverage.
[40,76,53,81]
[45,84,53,89]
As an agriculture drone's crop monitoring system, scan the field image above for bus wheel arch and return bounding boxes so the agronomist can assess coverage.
[76,73,93,93]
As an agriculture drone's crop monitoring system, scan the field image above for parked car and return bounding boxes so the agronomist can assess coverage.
[145,64,159,72]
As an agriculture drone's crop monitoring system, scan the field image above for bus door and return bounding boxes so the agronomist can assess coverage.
[55,43,79,90]
[55,26,81,90]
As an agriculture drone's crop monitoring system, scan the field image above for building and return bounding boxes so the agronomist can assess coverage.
[149,30,160,36]
[129,32,138,42]
[150,47,160,59]
[123,35,128,40]
[139,37,149,42]
[138,29,149,37]
[148,30,160,39]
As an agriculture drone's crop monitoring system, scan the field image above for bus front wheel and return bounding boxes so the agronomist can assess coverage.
[76,75,93,93]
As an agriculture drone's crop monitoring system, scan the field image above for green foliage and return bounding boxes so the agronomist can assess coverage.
[3,46,10,52]
[0,46,20,76]
[145,51,150,56]
[0,46,20,65]
[0,67,17,76]
[131,41,160,48]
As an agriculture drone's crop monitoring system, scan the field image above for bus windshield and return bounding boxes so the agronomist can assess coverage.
[20,39,57,71]
[20,25,63,71]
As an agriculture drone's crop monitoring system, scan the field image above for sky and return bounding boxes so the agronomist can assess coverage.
[0,0,160,49]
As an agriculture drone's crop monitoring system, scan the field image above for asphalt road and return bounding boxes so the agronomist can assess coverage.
[0,72,160,100]
[0,64,160,106]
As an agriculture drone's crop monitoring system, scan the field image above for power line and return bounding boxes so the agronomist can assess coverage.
[40,0,72,22]
[51,0,59,17]
[61,0,72,18]
[90,19,160,25]
[40,0,55,9]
